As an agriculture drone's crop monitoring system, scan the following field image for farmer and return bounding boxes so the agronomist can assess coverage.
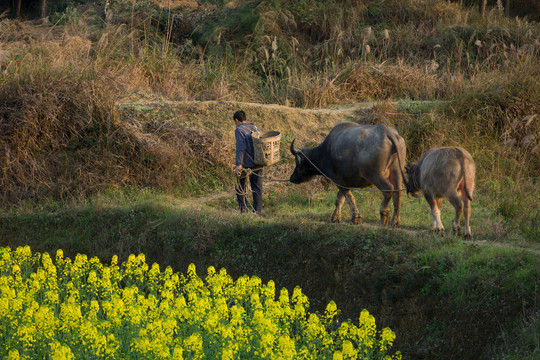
[233,110,263,214]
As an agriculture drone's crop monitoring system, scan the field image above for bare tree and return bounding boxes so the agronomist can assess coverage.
[481,0,487,17]
[40,0,46,18]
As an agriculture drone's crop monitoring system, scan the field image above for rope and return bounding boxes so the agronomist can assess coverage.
[243,168,291,183]
[296,149,405,193]
[241,153,293,183]
[234,171,257,213]
[233,152,292,213]
[234,148,404,194]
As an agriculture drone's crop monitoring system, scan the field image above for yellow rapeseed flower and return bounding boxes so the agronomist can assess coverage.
[0,246,401,360]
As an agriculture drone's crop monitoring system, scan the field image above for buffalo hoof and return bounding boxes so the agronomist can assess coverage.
[452,227,462,236]
[350,216,362,225]
[463,232,472,240]
[380,213,389,226]
[331,210,341,223]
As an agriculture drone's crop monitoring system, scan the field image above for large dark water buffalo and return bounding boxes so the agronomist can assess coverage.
[290,122,407,226]
[405,147,476,238]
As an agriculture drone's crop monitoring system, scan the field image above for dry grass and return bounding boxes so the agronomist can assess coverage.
[0,0,538,205]
[0,17,237,203]
[341,61,441,100]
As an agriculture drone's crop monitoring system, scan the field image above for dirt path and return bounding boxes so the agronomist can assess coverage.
[179,189,540,256]
[178,190,231,209]
[475,239,540,256]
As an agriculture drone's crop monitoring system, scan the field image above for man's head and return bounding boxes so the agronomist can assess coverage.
[233,110,247,125]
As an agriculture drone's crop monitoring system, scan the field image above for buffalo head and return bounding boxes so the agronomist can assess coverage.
[289,139,317,184]
[405,161,420,197]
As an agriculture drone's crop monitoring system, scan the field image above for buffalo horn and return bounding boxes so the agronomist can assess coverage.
[290,138,299,155]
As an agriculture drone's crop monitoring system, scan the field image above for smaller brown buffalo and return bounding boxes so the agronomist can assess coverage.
[405,147,476,238]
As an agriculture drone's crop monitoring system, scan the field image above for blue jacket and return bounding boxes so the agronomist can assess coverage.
[235,122,260,168]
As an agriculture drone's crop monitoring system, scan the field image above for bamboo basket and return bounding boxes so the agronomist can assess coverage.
[252,131,281,166]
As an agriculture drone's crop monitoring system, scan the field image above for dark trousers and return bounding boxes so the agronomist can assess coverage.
[236,168,263,214]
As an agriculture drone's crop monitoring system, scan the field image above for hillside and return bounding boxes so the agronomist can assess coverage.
[1,0,539,203]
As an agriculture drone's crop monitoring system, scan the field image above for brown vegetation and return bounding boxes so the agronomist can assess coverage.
[0,0,538,207]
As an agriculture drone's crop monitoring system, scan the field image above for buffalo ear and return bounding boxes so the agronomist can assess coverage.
[405,161,414,172]
[290,138,299,156]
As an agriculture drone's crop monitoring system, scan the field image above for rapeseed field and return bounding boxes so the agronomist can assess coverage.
[0,246,400,359]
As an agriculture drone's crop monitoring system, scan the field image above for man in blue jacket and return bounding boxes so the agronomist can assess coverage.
[234,110,263,214]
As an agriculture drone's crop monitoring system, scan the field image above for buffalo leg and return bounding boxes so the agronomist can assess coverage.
[447,190,463,235]
[436,198,445,234]
[425,194,444,234]
[342,189,362,225]
[379,192,392,226]
[462,189,472,239]
[331,190,346,223]
[425,195,436,231]
[389,169,402,227]
[377,180,394,226]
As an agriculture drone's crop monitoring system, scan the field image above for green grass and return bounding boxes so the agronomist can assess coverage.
[208,182,539,244]
[0,185,538,359]
[0,183,538,359]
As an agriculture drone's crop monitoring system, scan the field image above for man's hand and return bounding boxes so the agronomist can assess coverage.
[235,165,243,175]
